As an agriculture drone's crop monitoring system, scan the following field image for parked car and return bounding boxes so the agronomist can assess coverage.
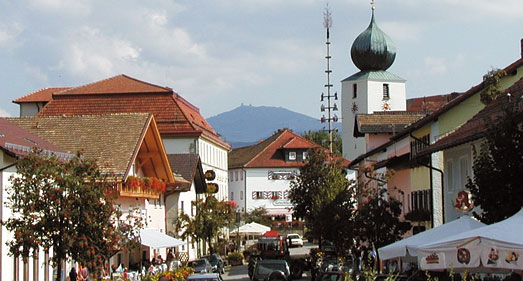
[187,273,224,281]
[188,258,213,274]
[252,259,291,281]
[203,253,225,274]
[286,234,303,247]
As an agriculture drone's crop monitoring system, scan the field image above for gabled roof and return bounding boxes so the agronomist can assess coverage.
[391,58,523,141]
[0,118,69,158]
[6,113,156,178]
[54,74,172,95]
[34,74,230,150]
[13,87,70,103]
[228,129,348,169]
[418,77,523,156]
[167,153,206,192]
[355,111,425,137]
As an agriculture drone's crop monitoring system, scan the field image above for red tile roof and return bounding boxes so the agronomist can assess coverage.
[34,74,230,149]
[0,118,68,158]
[418,77,523,155]
[54,74,171,95]
[229,129,349,168]
[13,87,70,103]
[406,93,461,113]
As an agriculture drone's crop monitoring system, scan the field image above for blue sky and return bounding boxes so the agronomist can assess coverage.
[1,0,522,119]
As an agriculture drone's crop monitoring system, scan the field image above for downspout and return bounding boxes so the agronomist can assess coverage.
[409,132,445,228]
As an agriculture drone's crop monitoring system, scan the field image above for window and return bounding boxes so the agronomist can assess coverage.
[254,191,263,199]
[240,171,243,180]
[447,161,454,191]
[289,151,297,161]
[229,172,233,182]
[460,158,469,188]
[240,191,244,200]
[271,191,279,199]
[303,151,308,160]
[235,171,238,181]
[191,202,195,216]
[231,192,234,200]
[180,201,184,211]
[353,84,357,99]
[383,83,390,100]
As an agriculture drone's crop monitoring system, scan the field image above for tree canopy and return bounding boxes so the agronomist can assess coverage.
[302,130,342,155]
[289,148,355,251]
[468,94,523,224]
[2,150,120,279]
[175,194,235,255]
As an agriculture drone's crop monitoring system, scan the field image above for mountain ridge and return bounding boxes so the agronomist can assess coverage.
[207,105,341,148]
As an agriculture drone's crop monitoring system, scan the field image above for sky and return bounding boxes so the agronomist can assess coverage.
[1,0,522,120]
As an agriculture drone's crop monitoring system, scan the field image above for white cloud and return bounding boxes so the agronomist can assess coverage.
[424,57,447,75]
[25,65,49,83]
[0,22,23,49]
[380,21,423,41]
[0,108,11,117]
[28,0,91,16]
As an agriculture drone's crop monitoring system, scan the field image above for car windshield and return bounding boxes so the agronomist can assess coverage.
[288,235,299,239]
[192,260,207,267]
[256,263,288,276]
[206,255,218,264]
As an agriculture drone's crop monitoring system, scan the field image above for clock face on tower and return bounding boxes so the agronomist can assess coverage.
[382,101,390,111]
[352,102,358,113]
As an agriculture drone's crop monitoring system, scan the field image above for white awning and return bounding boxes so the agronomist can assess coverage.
[140,229,185,249]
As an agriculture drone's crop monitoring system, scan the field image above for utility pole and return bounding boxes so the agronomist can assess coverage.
[320,4,339,153]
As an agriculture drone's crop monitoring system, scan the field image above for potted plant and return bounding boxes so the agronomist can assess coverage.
[227,252,244,266]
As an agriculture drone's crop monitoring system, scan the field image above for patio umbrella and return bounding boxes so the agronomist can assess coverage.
[417,209,523,272]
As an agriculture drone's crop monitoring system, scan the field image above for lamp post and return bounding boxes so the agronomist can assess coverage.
[320,5,339,154]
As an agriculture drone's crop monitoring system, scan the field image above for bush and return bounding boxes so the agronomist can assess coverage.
[228,252,244,262]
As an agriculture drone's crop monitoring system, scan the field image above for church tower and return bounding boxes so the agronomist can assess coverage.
[341,1,406,161]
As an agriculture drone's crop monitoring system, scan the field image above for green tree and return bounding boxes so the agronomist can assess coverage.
[353,169,411,269]
[481,69,507,105]
[302,130,342,155]
[243,207,272,226]
[468,94,523,224]
[289,148,355,251]
[2,150,120,279]
[175,195,235,255]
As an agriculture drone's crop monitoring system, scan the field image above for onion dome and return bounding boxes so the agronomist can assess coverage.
[350,11,396,71]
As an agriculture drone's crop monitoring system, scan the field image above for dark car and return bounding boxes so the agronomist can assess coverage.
[203,254,225,274]
[188,258,213,274]
[252,259,291,281]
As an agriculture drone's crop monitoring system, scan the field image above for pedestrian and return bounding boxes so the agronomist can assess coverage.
[80,267,89,281]
[69,267,77,281]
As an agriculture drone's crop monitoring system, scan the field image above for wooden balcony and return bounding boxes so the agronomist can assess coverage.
[119,184,160,199]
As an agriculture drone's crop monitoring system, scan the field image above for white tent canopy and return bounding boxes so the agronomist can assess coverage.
[230,222,270,236]
[418,209,523,272]
[140,229,185,249]
[378,216,485,261]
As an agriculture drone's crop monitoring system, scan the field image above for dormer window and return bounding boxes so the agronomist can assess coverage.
[289,151,297,161]
[303,151,308,160]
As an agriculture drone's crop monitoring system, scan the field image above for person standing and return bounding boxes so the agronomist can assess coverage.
[69,268,77,281]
